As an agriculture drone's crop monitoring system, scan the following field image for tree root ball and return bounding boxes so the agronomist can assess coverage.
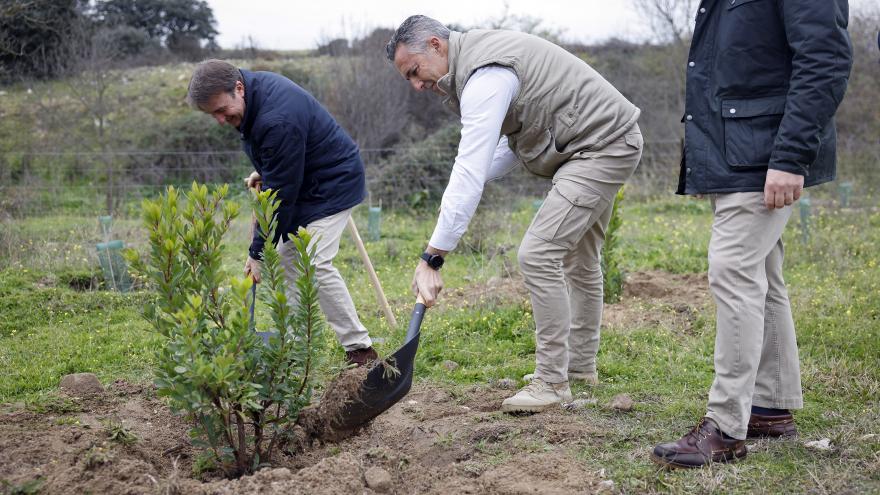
[296,365,371,442]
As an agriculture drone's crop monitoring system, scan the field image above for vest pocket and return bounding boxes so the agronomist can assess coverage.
[528,180,602,250]
[517,128,553,163]
[721,95,786,168]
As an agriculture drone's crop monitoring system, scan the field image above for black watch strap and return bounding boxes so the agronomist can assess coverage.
[420,252,444,270]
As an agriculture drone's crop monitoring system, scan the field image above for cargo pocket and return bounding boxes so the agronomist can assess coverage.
[722,95,786,168]
[528,180,603,250]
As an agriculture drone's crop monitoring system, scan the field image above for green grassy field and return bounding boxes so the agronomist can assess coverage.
[1,194,878,493]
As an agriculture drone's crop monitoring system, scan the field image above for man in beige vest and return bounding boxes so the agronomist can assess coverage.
[386,15,643,412]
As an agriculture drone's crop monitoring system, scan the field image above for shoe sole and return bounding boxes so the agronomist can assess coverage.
[746,431,798,440]
[500,402,562,413]
[650,449,747,470]
[523,374,598,384]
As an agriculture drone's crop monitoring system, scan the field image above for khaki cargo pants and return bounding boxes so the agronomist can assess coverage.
[519,127,643,384]
[277,208,372,351]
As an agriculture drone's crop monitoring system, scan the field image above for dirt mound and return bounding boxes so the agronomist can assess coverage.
[0,382,610,494]
[603,270,711,333]
[623,270,709,302]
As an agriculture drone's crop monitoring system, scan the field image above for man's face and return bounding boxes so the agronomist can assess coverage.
[201,80,246,128]
[393,38,449,95]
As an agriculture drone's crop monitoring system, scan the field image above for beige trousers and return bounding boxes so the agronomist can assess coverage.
[277,208,372,351]
[705,192,803,440]
[518,127,643,384]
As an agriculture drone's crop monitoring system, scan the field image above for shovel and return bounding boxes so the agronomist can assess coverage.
[330,296,427,430]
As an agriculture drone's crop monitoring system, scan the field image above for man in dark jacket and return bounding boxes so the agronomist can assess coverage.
[652,1,852,468]
[186,59,378,366]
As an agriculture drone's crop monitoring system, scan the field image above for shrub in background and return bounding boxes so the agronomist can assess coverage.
[126,183,325,477]
[602,187,626,304]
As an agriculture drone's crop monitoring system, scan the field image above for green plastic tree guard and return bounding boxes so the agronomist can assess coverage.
[98,215,113,238]
[839,181,853,208]
[368,206,382,242]
[799,197,811,244]
[96,240,132,292]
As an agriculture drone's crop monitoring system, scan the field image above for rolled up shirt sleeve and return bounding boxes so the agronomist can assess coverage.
[428,66,520,251]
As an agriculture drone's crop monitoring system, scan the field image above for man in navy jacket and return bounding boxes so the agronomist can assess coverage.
[186,59,377,366]
[652,1,852,468]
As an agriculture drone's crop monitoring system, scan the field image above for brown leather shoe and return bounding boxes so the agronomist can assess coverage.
[345,347,378,367]
[652,417,747,469]
[747,413,797,439]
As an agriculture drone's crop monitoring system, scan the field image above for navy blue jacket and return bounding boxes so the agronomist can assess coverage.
[678,0,852,194]
[238,69,366,259]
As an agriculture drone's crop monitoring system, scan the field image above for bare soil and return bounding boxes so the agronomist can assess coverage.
[1,381,611,494]
[0,270,709,494]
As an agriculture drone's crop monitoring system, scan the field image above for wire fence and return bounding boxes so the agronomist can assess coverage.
[0,138,877,218]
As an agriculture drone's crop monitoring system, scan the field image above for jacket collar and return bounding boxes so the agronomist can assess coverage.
[437,31,462,99]
[239,69,260,140]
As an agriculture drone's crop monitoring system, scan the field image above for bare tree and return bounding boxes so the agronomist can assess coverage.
[483,1,566,43]
[632,0,698,46]
[63,23,131,213]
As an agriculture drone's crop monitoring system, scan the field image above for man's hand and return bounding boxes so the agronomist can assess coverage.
[244,171,262,190]
[244,256,262,283]
[412,261,443,307]
[764,169,804,210]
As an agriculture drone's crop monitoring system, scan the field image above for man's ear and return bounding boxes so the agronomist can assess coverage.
[235,80,245,97]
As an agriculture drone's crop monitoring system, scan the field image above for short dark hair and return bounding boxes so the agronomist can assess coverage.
[385,15,451,62]
[186,59,243,109]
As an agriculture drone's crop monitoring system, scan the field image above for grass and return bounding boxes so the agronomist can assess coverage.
[0,193,877,493]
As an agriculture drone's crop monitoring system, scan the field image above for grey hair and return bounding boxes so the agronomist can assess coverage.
[385,15,450,62]
[186,59,243,109]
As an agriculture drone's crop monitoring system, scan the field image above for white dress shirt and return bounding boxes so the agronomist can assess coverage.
[428,66,521,251]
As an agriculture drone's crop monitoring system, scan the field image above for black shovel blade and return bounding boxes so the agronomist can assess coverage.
[331,302,426,430]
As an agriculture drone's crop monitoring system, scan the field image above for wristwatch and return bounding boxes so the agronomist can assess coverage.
[420,252,445,271]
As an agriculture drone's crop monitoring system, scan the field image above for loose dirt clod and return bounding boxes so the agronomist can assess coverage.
[607,394,634,412]
[59,373,104,395]
[364,466,392,492]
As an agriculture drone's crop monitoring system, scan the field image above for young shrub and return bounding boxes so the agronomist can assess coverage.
[602,187,626,304]
[125,183,325,477]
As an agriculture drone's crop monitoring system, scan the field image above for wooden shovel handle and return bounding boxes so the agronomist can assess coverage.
[347,216,398,328]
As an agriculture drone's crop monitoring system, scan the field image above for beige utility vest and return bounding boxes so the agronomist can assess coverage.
[437,30,640,178]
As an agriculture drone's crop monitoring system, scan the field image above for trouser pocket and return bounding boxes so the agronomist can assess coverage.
[528,179,605,250]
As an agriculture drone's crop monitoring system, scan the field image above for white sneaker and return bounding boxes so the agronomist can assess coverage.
[522,371,599,385]
[501,378,573,413]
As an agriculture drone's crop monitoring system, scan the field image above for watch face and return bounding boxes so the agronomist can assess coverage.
[429,255,444,269]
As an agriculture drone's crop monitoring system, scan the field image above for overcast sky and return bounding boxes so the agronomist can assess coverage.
[207,0,877,50]
[207,0,650,50]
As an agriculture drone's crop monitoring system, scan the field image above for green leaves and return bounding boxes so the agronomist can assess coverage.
[132,182,324,478]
